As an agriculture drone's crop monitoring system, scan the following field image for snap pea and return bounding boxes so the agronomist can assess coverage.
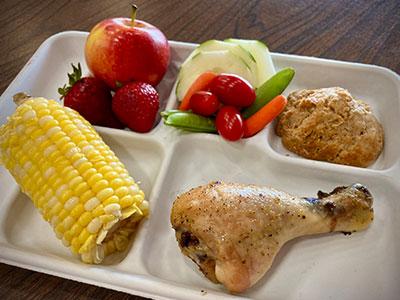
[160,109,181,120]
[242,67,295,119]
[163,111,217,133]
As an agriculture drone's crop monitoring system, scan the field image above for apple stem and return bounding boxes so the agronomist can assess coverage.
[131,3,137,27]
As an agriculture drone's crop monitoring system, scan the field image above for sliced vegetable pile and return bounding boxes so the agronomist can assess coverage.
[163,38,295,141]
[175,39,276,100]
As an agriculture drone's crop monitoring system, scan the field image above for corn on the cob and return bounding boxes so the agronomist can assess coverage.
[0,94,149,264]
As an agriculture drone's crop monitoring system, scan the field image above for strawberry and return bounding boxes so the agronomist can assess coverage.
[59,63,124,129]
[112,82,160,133]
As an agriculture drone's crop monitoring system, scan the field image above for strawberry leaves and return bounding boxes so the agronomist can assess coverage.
[58,63,83,98]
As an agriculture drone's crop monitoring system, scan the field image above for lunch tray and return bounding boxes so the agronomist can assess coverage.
[1,31,399,300]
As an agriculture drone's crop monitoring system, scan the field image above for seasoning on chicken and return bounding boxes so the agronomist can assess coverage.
[171,181,374,293]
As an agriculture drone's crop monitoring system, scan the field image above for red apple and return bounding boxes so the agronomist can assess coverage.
[85,5,170,89]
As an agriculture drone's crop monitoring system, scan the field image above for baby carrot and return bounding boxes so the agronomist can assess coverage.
[179,71,217,110]
[243,95,287,137]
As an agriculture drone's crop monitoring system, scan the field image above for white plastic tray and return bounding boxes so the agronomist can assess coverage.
[1,31,400,300]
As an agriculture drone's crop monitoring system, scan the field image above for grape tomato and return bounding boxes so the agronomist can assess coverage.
[209,74,256,108]
[215,106,244,141]
[189,91,220,116]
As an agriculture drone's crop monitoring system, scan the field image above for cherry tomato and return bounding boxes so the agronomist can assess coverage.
[189,91,220,116]
[209,74,256,108]
[215,106,244,141]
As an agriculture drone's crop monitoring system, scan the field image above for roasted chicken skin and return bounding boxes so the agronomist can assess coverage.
[170,181,374,293]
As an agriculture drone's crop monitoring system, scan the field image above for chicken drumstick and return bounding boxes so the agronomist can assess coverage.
[170,181,374,293]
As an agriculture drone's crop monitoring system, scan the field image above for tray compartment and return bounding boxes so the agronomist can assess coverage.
[0,31,179,132]
[0,130,164,267]
[138,133,399,298]
[268,54,400,170]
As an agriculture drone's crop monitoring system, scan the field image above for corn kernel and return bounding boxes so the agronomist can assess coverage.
[115,186,129,198]
[103,195,119,205]
[122,206,138,219]
[92,205,105,217]
[99,214,115,224]
[77,161,92,175]
[70,238,81,254]
[96,187,114,201]
[55,223,65,236]
[84,197,100,211]
[133,193,144,204]
[74,182,89,195]
[87,173,103,187]
[110,178,124,190]
[58,209,69,221]
[120,195,134,208]
[69,223,83,237]
[63,230,74,243]
[82,168,97,180]
[64,169,80,182]
[80,190,95,203]
[87,217,102,234]
[78,212,93,227]
[78,229,90,244]
[62,216,75,230]
[70,203,84,218]
[68,175,83,190]
[59,190,73,204]
[93,181,110,195]
[64,196,79,211]
[104,171,119,182]
[104,203,121,215]
[79,234,95,254]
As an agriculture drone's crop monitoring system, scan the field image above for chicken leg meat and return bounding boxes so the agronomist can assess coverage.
[170,181,374,293]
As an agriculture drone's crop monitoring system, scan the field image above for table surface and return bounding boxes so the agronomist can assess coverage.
[0,0,399,299]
